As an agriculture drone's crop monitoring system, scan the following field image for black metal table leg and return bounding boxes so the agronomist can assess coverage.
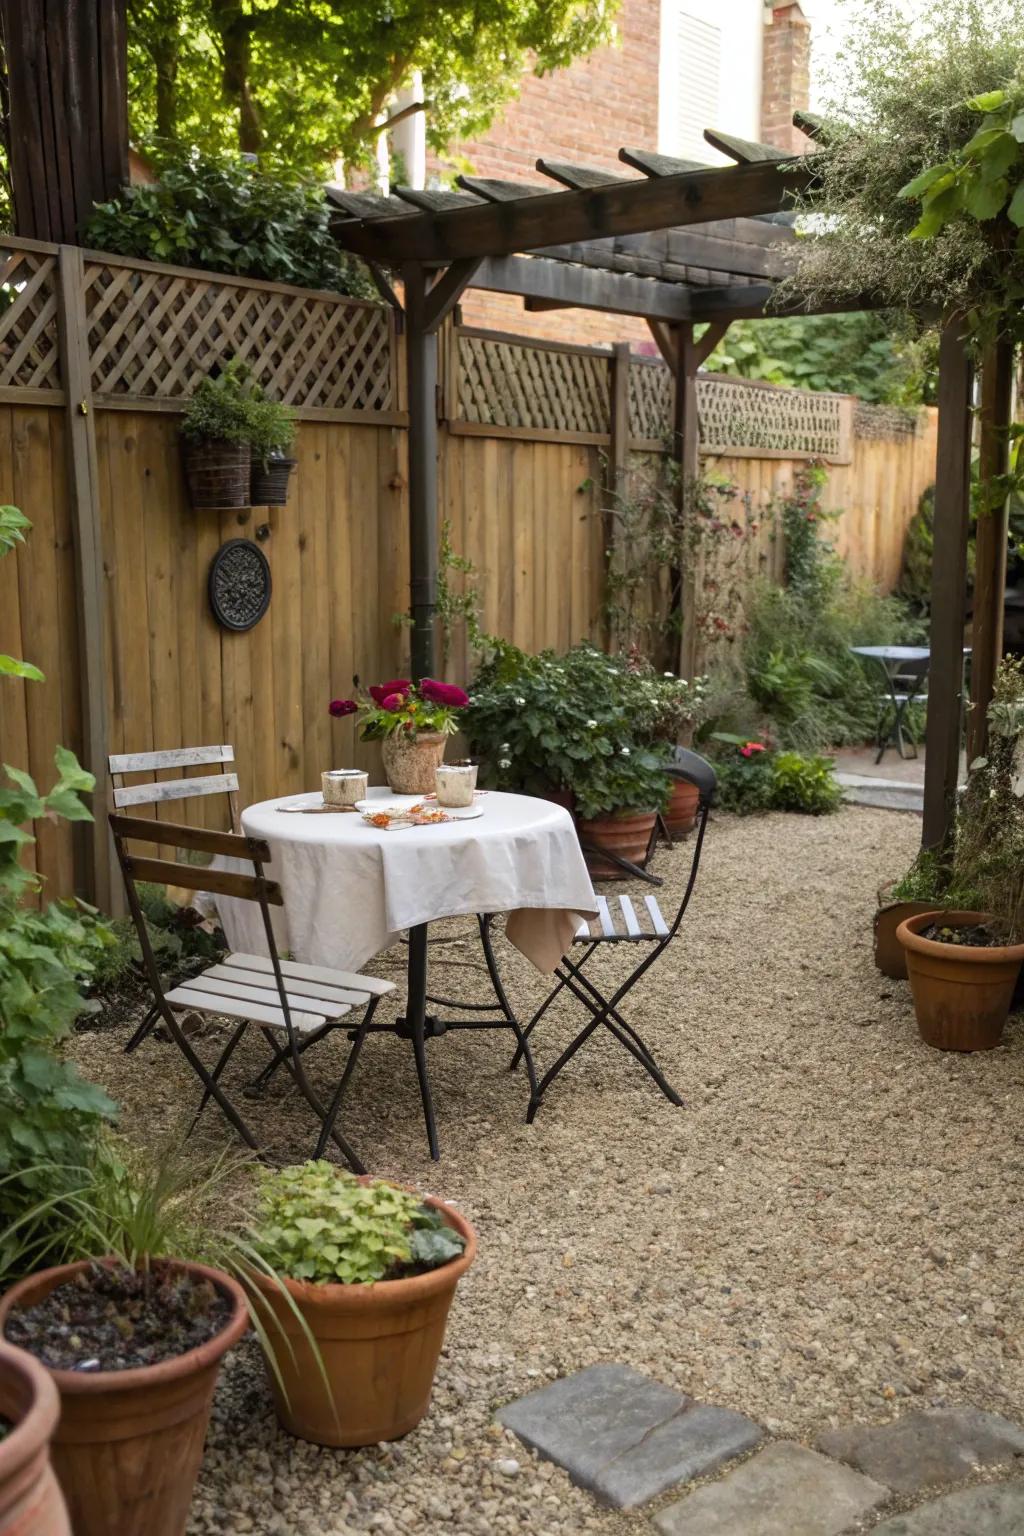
[405,923,440,1160]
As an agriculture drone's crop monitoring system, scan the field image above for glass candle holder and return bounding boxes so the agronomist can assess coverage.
[435,763,478,808]
[322,769,368,806]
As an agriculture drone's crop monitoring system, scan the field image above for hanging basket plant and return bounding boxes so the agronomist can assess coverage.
[180,359,257,511]
[249,396,298,507]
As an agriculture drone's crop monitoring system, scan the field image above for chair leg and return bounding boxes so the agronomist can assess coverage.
[271,1032,366,1174]
[312,1000,378,1160]
[190,1019,250,1130]
[527,1013,605,1123]
[124,1001,159,1054]
[557,966,684,1108]
[159,1004,263,1151]
[478,915,537,1098]
[245,1019,336,1096]
[510,941,599,1071]
[562,956,678,1085]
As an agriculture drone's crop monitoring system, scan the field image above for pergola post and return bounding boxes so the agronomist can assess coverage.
[675,326,701,679]
[922,320,974,849]
[403,263,439,680]
[966,337,1015,765]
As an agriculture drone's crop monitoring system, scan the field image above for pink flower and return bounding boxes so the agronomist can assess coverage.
[369,679,411,704]
[381,692,406,712]
[740,741,767,758]
[420,678,470,708]
[328,698,357,718]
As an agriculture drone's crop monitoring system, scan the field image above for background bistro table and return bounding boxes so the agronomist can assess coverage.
[213,787,598,1158]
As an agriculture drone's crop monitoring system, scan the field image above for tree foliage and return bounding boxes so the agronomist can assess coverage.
[127,0,617,177]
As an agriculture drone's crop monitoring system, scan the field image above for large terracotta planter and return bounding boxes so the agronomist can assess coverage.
[381,731,446,795]
[0,1341,70,1536]
[578,811,657,880]
[897,909,1024,1052]
[874,881,944,980]
[663,777,699,839]
[249,1197,476,1448]
[0,1260,249,1536]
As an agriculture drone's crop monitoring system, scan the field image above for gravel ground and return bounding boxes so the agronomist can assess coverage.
[71,806,1024,1535]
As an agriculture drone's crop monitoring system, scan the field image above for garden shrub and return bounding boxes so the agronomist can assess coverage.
[710,736,842,817]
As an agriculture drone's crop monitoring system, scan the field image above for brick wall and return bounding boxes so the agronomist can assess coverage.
[432,0,660,349]
[760,3,811,154]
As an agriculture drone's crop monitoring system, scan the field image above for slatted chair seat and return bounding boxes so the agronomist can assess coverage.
[164,954,396,1031]
[575,894,670,942]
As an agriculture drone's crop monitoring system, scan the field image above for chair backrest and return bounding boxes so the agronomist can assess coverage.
[108,746,240,830]
[668,746,716,807]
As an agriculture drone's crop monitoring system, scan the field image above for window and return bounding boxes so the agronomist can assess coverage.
[671,11,721,161]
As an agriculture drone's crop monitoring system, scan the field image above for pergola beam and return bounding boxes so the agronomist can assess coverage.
[331,158,814,265]
[473,255,693,321]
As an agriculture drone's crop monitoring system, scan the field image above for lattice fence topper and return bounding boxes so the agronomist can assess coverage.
[458,331,610,435]
[698,374,852,461]
[82,259,395,414]
[855,402,921,441]
[0,245,62,397]
[629,359,673,445]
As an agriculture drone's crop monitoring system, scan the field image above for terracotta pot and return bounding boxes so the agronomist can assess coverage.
[663,777,699,839]
[0,1260,249,1536]
[181,438,250,511]
[897,909,1024,1052]
[578,811,657,880]
[874,882,945,980]
[249,1197,476,1448]
[0,1341,70,1536]
[381,731,446,795]
[250,454,296,507]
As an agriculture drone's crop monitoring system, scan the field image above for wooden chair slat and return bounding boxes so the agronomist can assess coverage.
[204,962,369,1008]
[123,856,283,906]
[644,894,669,937]
[109,814,270,863]
[618,895,643,938]
[167,971,350,1020]
[596,895,617,938]
[163,985,325,1033]
[229,952,397,997]
[112,772,240,808]
[108,745,234,773]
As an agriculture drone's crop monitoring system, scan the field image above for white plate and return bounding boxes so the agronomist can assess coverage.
[443,805,483,820]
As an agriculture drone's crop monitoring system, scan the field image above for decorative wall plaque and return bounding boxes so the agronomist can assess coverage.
[208,538,272,631]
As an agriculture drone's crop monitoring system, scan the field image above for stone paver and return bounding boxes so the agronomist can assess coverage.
[816,1409,1024,1496]
[871,1480,1024,1534]
[651,1442,889,1536]
[496,1365,762,1509]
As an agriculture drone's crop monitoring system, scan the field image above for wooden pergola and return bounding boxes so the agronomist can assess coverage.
[330,125,1006,853]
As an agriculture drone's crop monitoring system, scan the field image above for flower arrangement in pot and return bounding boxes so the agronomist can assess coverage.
[625,655,710,837]
[245,1162,475,1447]
[572,743,671,880]
[329,678,469,794]
[180,358,257,511]
[248,394,297,507]
[0,1339,70,1535]
[896,659,1024,1051]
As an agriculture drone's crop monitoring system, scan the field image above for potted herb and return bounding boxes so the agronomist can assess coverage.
[180,358,257,511]
[573,744,671,879]
[249,395,297,507]
[0,1144,264,1536]
[896,659,1024,1049]
[0,1340,69,1534]
[330,678,469,794]
[246,1163,475,1447]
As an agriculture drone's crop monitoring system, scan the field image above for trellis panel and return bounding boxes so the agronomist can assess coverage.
[698,374,853,462]
[0,245,63,401]
[80,256,399,421]
[455,328,611,443]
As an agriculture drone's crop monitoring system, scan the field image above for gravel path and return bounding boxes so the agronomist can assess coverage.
[71,806,1024,1534]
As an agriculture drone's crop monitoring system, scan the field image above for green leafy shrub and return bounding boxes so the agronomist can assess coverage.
[85,150,374,298]
[90,883,226,1001]
[771,751,844,815]
[709,736,842,817]
[251,1163,466,1285]
[247,394,297,469]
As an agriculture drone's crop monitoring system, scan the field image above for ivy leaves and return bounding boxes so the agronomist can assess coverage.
[899,87,1024,238]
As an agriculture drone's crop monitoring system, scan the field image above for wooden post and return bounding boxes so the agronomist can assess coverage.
[56,243,117,912]
[922,320,974,850]
[1,0,129,242]
[966,337,1014,765]
[675,325,702,679]
[603,342,631,645]
[404,263,439,679]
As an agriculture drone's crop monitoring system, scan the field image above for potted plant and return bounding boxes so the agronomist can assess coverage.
[0,1144,263,1536]
[0,1340,70,1535]
[330,678,469,794]
[180,359,256,511]
[875,849,954,980]
[896,659,1024,1048]
[246,1162,476,1447]
[249,395,297,506]
[574,745,672,880]
[627,659,709,837]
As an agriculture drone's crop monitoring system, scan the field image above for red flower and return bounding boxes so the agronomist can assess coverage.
[328,698,357,718]
[369,679,411,704]
[381,692,406,712]
[739,741,767,758]
[420,678,470,708]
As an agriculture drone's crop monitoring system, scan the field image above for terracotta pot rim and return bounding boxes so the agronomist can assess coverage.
[897,909,1024,964]
[578,808,658,824]
[248,1197,476,1312]
[0,1337,61,1484]
[0,1257,249,1397]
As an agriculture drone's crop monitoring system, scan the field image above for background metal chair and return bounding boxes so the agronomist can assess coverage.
[110,813,395,1170]
[513,749,716,1121]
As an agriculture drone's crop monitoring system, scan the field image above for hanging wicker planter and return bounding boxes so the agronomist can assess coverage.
[251,453,296,506]
[182,438,251,511]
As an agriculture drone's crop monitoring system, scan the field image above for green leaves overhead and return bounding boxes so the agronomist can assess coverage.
[898,85,1024,240]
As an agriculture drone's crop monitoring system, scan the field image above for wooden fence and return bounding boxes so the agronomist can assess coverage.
[0,236,938,903]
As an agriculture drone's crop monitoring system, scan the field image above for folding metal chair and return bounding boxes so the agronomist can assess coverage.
[109,746,241,1054]
[110,814,395,1171]
[513,749,716,1121]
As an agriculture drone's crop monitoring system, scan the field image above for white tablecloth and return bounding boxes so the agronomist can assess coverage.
[213,788,597,975]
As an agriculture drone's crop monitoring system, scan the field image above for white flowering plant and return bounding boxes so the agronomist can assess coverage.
[464,641,673,815]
